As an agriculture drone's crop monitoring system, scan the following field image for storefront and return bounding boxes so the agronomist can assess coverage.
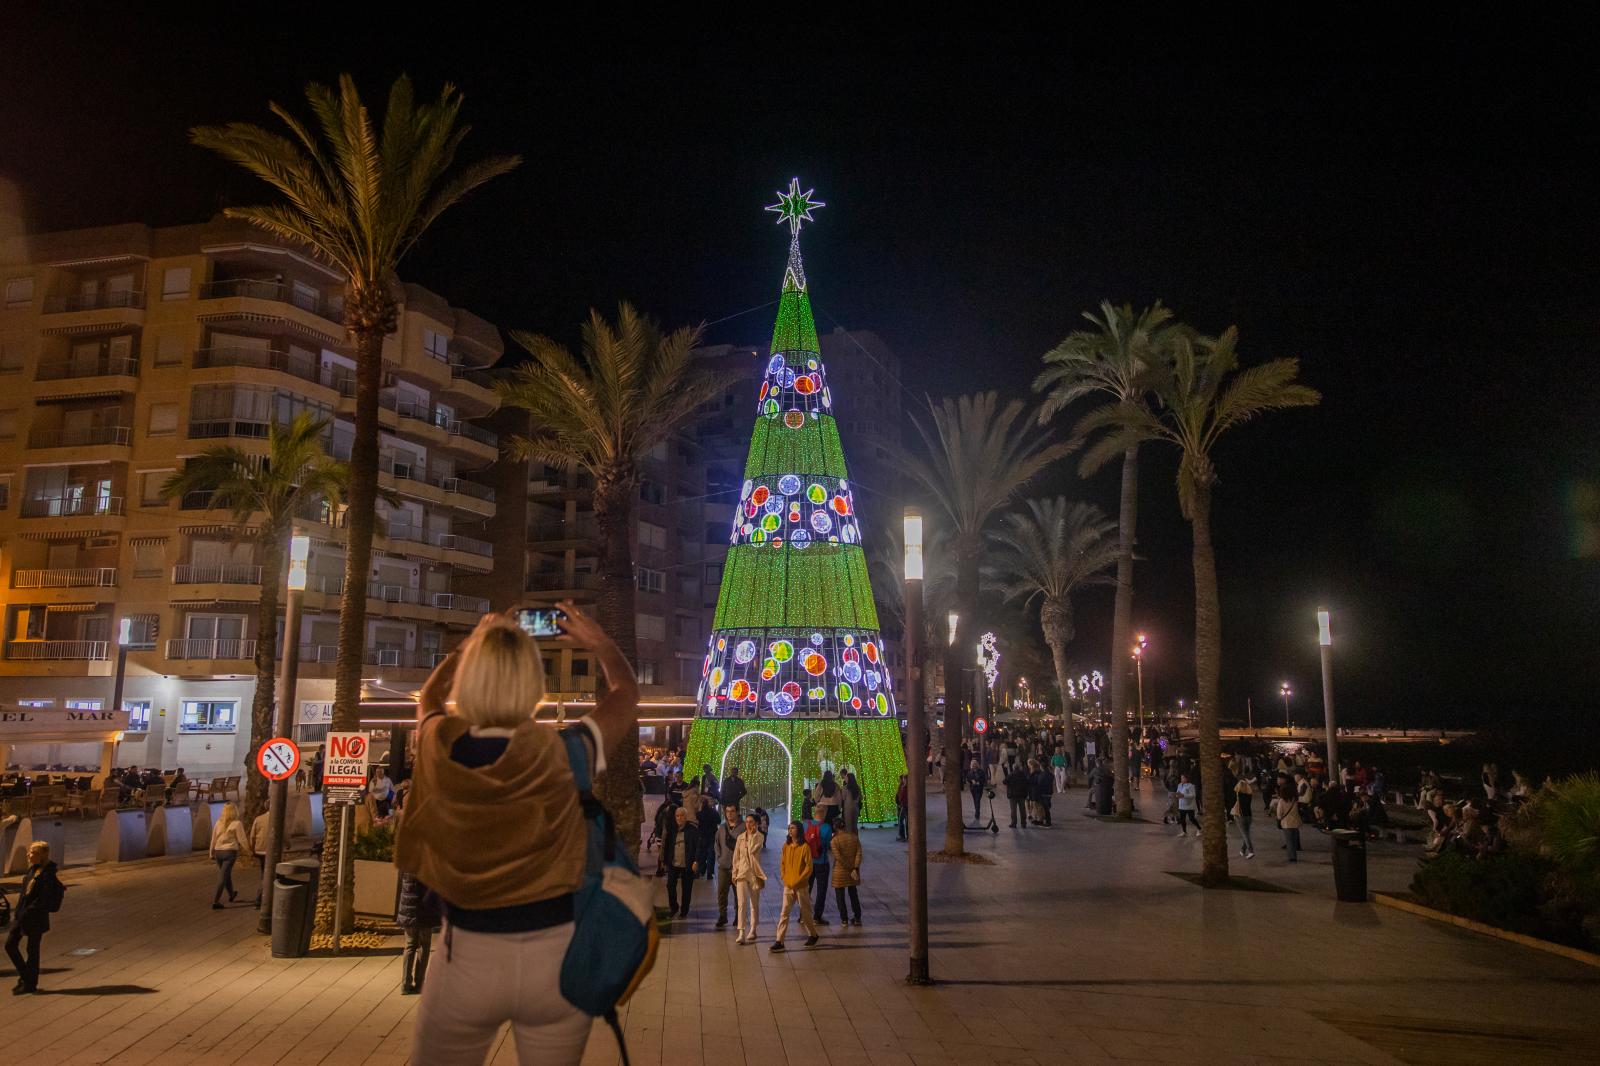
[0,705,131,786]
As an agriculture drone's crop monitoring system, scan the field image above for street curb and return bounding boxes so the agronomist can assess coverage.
[1372,892,1600,968]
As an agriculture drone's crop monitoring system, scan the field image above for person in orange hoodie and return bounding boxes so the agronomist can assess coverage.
[770,821,820,952]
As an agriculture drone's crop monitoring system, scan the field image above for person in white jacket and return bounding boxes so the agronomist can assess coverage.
[208,802,253,909]
[731,812,767,944]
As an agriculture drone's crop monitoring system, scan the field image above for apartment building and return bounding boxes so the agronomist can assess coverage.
[0,219,502,777]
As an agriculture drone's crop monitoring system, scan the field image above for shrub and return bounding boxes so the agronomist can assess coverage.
[1411,850,1595,951]
[351,822,396,862]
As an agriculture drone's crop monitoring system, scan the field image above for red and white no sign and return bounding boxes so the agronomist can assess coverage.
[973,717,989,735]
[324,731,370,789]
[257,737,300,781]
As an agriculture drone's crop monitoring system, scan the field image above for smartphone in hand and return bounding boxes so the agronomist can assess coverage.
[516,607,569,639]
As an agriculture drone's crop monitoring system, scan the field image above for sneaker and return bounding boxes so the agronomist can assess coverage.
[716,918,728,928]
[212,902,224,910]
[770,942,786,953]
[815,917,830,925]
[1245,851,1255,859]
[854,917,863,927]
[805,934,819,946]
[1178,831,1187,837]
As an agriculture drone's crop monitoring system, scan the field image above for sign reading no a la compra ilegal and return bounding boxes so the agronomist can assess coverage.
[323,731,370,789]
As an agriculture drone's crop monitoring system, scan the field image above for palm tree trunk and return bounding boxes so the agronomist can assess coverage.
[1189,480,1229,887]
[315,324,384,934]
[592,477,643,861]
[1046,635,1076,768]
[1110,445,1139,818]
[1040,599,1075,758]
[243,531,286,829]
[938,546,981,855]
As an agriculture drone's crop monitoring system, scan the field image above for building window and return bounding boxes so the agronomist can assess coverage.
[639,480,666,505]
[17,699,54,709]
[122,700,152,732]
[638,521,667,550]
[0,337,25,372]
[423,329,451,362]
[636,613,666,642]
[0,409,15,440]
[0,477,10,510]
[140,470,172,506]
[65,699,103,711]
[132,543,165,579]
[638,659,658,685]
[3,277,33,308]
[635,567,665,595]
[180,700,238,733]
[162,267,192,301]
[154,333,183,367]
[148,402,178,436]
[124,613,159,647]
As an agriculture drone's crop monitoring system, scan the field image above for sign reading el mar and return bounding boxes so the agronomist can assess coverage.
[0,708,131,737]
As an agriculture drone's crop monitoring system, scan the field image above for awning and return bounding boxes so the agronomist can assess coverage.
[33,390,130,404]
[18,529,106,542]
[46,602,104,613]
[48,253,147,268]
[196,311,339,345]
[38,321,142,337]
[179,523,261,537]
[168,598,256,608]
[128,535,169,546]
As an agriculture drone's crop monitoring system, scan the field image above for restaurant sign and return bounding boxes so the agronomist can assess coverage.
[0,708,132,738]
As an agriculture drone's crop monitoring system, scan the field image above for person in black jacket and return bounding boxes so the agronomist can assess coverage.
[720,766,747,813]
[696,795,720,881]
[6,841,62,995]
[1004,761,1031,829]
[1028,759,1055,826]
[661,806,700,918]
[395,872,441,995]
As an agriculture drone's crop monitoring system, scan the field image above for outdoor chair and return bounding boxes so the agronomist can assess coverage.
[206,779,226,803]
[96,789,121,817]
[225,776,242,801]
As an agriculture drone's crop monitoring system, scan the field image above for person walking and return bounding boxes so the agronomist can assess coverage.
[713,804,744,929]
[1004,760,1031,829]
[208,801,252,908]
[771,821,820,952]
[732,812,766,944]
[1051,745,1068,793]
[397,602,638,1066]
[5,841,62,995]
[721,766,747,813]
[804,808,834,924]
[894,773,909,842]
[842,771,863,833]
[249,808,270,904]
[1273,784,1303,862]
[811,770,842,824]
[966,758,986,823]
[1175,773,1200,837]
[830,817,863,926]
[662,806,700,919]
[396,871,441,995]
[697,794,719,881]
[1232,774,1256,858]
[1028,758,1054,826]
[371,767,396,817]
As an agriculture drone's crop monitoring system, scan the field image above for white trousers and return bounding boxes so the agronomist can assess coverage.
[773,883,817,944]
[413,922,592,1066]
[735,880,763,939]
[1053,766,1067,792]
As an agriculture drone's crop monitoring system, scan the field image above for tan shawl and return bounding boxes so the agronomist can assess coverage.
[394,714,586,909]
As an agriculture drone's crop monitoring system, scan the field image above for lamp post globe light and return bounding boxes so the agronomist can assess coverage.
[901,508,930,985]
[1131,632,1148,729]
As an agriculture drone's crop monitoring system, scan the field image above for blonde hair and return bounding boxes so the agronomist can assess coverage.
[27,840,49,860]
[450,619,545,727]
[220,802,239,827]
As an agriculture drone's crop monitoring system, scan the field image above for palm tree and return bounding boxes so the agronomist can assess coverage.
[192,74,518,930]
[986,498,1121,757]
[1077,329,1319,885]
[895,392,1073,855]
[496,304,724,856]
[1035,301,1179,817]
[160,413,348,828]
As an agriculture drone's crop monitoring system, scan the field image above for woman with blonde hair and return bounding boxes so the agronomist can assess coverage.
[208,801,252,909]
[398,603,638,1066]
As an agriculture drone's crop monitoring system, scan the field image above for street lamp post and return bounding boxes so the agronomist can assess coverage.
[110,617,132,719]
[1132,633,1148,730]
[257,534,309,934]
[902,510,930,985]
[1280,682,1292,732]
[1318,608,1338,781]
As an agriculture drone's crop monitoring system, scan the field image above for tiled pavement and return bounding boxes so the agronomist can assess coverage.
[3,777,1598,1064]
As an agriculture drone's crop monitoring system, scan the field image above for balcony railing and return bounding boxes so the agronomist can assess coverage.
[5,640,110,661]
[166,638,256,660]
[27,425,132,449]
[448,364,497,391]
[441,477,495,503]
[432,592,490,613]
[43,290,145,313]
[435,532,493,557]
[188,417,271,440]
[298,645,437,669]
[12,567,118,589]
[19,494,124,518]
[198,278,341,323]
[445,420,498,448]
[526,572,602,592]
[193,346,324,387]
[173,563,264,585]
[35,355,140,381]
[374,584,424,605]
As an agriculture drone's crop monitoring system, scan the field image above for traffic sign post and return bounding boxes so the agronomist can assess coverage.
[322,732,369,956]
[973,717,988,734]
[257,737,300,782]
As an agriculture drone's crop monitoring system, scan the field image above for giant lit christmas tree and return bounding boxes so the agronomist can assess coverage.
[684,180,906,825]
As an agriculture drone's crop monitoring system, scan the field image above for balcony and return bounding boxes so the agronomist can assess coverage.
[19,494,124,519]
[173,563,264,585]
[43,290,145,313]
[527,572,602,593]
[5,640,110,661]
[12,567,118,589]
[166,638,257,661]
[298,645,443,671]
[432,592,490,614]
[199,278,341,324]
[27,425,132,449]
[445,420,498,449]
[193,346,326,388]
[35,355,140,382]
[435,532,493,558]
[373,584,424,605]
[441,477,495,504]
[188,417,270,441]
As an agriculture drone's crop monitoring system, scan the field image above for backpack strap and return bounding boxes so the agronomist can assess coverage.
[560,724,617,863]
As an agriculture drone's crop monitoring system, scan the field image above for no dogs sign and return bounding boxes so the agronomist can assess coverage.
[324,732,370,789]
[257,737,300,781]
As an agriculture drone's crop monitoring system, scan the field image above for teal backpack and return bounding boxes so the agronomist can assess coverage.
[559,728,660,1063]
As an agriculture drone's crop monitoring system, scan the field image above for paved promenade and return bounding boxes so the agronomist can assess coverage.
[3,777,1598,1064]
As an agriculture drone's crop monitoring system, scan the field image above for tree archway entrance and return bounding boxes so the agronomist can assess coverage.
[721,730,792,815]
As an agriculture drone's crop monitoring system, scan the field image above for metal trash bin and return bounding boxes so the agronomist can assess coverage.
[271,858,321,957]
[1095,774,1113,816]
[1331,829,1368,902]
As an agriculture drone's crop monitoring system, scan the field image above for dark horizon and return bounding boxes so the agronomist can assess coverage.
[3,10,1595,740]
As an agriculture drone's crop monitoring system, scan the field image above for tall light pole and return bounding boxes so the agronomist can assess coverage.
[258,534,309,934]
[1280,682,1292,732]
[902,509,930,985]
[1132,633,1148,730]
[1318,608,1338,781]
[110,617,132,719]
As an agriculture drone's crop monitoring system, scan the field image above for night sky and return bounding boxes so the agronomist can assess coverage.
[3,10,1596,741]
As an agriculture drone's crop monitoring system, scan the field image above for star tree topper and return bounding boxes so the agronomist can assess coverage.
[766,177,825,237]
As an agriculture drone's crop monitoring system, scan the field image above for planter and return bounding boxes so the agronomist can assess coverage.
[353,857,400,918]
